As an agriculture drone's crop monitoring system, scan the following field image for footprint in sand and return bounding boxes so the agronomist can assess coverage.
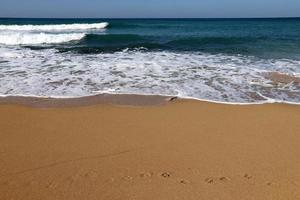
[160,172,172,178]
[205,176,230,184]
[244,174,252,180]
[219,177,230,182]
[139,171,153,178]
[266,182,276,186]
[205,178,215,184]
[179,179,191,184]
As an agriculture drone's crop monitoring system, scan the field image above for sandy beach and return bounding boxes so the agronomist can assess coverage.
[0,95,300,200]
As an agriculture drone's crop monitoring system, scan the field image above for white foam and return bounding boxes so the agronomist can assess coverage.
[0,32,86,45]
[0,22,109,31]
[0,47,299,104]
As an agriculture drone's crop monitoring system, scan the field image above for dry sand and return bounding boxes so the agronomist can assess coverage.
[0,96,300,200]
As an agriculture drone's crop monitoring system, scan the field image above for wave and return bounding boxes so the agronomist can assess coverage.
[48,34,269,54]
[82,34,146,43]
[0,22,109,31]
[56,45,159,54]
[8,33,299,61]
[2,31,300,60]
[0,32,86,45]
[78,34,262,46]
[73,34,300,59]
[57,34,161,53]
[0,22,109,45]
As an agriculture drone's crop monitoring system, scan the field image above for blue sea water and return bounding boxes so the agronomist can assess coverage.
[0,18,300,103]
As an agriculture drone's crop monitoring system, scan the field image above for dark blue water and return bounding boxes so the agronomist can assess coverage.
[1,18,300,59]
[0,18,300,103]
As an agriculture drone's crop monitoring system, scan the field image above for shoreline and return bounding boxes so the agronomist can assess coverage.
[0,93,300,108]
[0,94,177,107]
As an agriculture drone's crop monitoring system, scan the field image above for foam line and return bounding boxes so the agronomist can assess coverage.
[0,22,109,31]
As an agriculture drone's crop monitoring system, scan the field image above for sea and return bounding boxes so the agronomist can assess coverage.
[0,18,300,104]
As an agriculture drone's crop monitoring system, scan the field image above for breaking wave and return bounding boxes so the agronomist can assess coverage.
[0,22,108,45]
[0,32,86,45]
[0,22,109,31]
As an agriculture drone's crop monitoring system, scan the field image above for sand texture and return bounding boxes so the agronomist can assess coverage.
[0,98,300,200]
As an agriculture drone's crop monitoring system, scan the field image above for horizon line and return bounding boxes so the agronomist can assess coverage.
[0,16,300,20]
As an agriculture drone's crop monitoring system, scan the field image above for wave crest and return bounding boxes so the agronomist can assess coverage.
[0,22,109,31]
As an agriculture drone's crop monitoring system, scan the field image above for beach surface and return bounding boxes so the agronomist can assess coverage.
[0,95,300,200]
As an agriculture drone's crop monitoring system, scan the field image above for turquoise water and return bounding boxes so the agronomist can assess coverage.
[0,18,300,103]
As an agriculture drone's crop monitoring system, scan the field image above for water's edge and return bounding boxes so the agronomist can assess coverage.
[0,93,299,108]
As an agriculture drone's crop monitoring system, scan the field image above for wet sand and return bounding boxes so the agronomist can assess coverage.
[0,95,300,200]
